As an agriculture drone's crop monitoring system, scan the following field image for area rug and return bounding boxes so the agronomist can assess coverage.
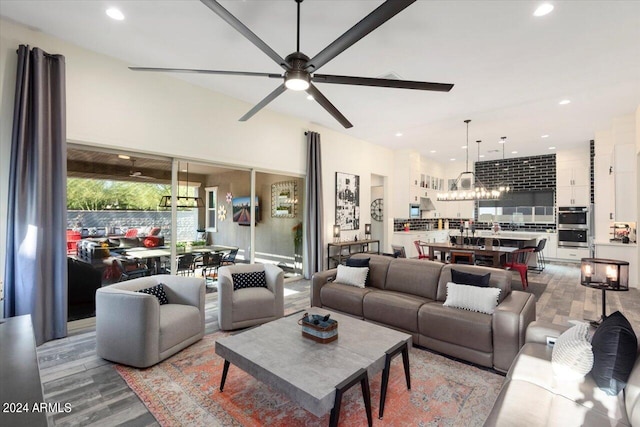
[117,333,504,426]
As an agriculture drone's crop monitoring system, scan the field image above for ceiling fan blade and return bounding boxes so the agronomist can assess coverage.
[306,84,353,129]
[239,84,287,122]
[129,67,282,78]
[313,74,454,92]
[305,0,415,73]
[200,0,288,70]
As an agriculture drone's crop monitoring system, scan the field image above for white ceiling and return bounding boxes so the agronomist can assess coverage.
[2,0,639,163]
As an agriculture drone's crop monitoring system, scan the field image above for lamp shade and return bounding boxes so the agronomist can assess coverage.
[333,225,341,242]
[581,258,629,291]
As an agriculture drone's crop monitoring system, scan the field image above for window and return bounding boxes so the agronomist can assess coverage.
[478,191,554,224]
[205,187,218,232]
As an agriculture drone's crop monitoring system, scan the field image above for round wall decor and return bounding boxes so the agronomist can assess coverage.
[371,198,383,221]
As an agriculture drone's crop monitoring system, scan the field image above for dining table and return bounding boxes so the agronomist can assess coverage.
[122,245,238,274]
[418,242,519,268]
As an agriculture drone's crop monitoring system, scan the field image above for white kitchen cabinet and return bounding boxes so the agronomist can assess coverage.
[555,247,590,262]
[556,149,590,206]
[613,144,637,222]
[541,233,557,260]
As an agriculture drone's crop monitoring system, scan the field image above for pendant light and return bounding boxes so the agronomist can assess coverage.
[159,162,204,208]
[437,120,503,201]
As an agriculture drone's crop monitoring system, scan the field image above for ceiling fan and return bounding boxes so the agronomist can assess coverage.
[128,159,155,179]
[130,0,454,128]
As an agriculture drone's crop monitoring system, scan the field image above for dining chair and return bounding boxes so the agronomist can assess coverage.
[391,245,406,258]
[502,247,535,289]
[413,240,430,260]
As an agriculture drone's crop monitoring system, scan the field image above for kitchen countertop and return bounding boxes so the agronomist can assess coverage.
[595,240,637,247]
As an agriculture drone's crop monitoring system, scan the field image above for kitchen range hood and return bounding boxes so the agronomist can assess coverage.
[420,197,436,211]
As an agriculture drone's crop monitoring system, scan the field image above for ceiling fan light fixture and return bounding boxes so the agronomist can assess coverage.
[284,70,310,91]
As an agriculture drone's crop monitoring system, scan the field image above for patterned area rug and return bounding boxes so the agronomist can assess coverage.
[117,333,504,426]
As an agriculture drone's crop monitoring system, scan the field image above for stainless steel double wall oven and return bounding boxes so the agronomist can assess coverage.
[557,206,590,248]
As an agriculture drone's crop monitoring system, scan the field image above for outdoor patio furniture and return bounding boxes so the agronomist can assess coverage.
[176,253,195,276]
[113,258,151,282]
[221,248,239,266]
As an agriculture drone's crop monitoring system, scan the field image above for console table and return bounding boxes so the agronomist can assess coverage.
[0,315,48,426]
[328,240,380,268]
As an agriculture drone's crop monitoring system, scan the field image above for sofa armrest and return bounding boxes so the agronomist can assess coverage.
[311,269,337,307]
[95,288,160,367]
[492,290,536,372]
[217,270,234,330]
[264,264,285,318]
[525,321,570,345]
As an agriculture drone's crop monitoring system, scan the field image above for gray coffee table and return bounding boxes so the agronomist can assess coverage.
[215,308,412,426]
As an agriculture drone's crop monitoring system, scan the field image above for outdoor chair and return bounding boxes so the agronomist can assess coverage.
[176,253,195,276]
[195,252,223,278]
[113,258,150,282]
[221,248,239,266]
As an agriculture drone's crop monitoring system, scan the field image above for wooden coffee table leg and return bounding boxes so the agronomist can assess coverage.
[220,360,230,392]
[329,368,371,427]
[379,340,411,419]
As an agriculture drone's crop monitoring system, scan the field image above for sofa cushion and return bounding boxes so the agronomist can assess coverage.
[437,264,510,303]
[418,302,493,353]
[159,304,202,352]
[320,282,373,317]
[350,254,391,290]
[232,287,276,322]
[384,258,442,299]
[137,283,169,305]
[591,311,638,396]
[507,342,629,423]
[232,271,267,291]
[335,264,368,288]
[552,323,593,380]
[363,290,430,333]
[443,282,501,315]
[451,269,490,287]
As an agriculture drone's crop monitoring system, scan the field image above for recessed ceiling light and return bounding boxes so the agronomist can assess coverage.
[461,145,467,149]
[559,99,571,105]
[549,146,556,150]
[118,154,130,160]
[534,3,554,17]
[395,132,403,137]
[450,158,456,161]
[430,150,436,153]
[306,95,314,101]
[511,151,518,154]
[181,169,188,173]
[498,140,505,144]
[106,8,125,21]
[479,154,485,158]
[541,134,550,138]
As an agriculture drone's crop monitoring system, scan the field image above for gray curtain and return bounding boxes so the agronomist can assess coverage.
[4,45,67,345]
[304,131,324,278]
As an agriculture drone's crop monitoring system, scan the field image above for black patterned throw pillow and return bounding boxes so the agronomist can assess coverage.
[137,283,169,305]
[232,271,267,291]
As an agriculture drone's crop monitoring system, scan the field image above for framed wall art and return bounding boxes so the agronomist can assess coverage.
[271,181,297,218]
[335,172,360,230]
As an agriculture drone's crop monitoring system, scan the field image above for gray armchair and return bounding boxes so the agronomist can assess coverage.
[217,264,284,331]
[96,275,205,368]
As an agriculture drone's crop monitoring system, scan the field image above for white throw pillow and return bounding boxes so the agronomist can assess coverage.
[552,323,594,380]
[335,265,369,288]
[443,282,501,315]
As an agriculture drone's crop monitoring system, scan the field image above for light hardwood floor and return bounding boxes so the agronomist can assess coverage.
[36,263,640,426]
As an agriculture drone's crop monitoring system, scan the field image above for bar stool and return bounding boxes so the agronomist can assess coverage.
[524,238,547,273]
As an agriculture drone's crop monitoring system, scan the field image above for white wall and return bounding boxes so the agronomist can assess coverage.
[0,19,396,302]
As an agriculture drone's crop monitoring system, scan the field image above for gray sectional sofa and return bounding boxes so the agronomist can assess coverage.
[311,254,536,372]
[485,321,640,426]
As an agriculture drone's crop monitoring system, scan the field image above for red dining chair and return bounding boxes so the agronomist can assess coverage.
[502,247,535,289]
[414,240,430,260]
